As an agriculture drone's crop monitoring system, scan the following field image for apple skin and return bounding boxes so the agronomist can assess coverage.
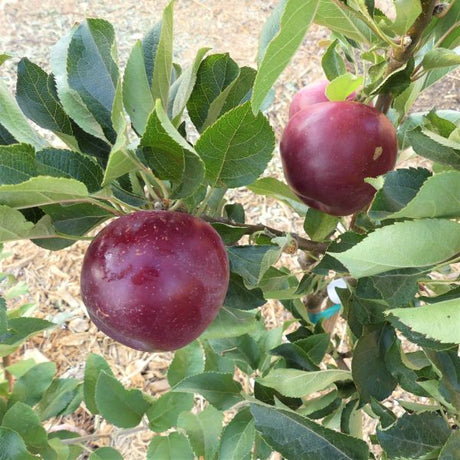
[288,80,370,119]
[80,211,229,352]
[289,80,330,118]
[280,101,397,216]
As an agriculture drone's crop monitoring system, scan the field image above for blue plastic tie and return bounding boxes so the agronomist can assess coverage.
[308,303,341,324]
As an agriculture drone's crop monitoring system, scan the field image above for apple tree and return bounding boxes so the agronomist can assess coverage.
[0,0,459,458]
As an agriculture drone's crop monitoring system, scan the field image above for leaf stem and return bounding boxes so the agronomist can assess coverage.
[60,425,147,446]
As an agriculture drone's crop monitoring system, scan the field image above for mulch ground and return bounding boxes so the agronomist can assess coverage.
[0,1,459,458]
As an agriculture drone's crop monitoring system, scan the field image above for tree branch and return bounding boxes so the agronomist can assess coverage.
[375,0,438,113]
[202,216,329,253]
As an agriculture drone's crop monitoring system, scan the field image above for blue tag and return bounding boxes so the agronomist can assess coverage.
[308,303,341,324]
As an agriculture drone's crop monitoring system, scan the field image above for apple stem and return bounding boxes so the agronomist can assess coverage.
[202,216,329,253]
[375,0,438,114]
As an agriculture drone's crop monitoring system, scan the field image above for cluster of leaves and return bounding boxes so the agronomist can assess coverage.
[0,0,459,458]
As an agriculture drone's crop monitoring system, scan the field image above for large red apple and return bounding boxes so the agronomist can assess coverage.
[280,101,397,216]
[80,211,229,351]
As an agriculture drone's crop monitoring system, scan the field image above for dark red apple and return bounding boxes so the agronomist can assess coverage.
[280,101,397,216]
[80,211,229,351]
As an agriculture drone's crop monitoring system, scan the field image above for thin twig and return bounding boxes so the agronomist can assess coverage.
[202,216,329,253]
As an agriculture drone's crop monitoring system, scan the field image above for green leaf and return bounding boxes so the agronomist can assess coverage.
[219,66,257,115]
[304,207,339,241]
[224,273,266,310]
[51,27,107,142]
[300,390,341,419]
[392,0,422,35]
[187,53,240,132]
[439,431,460,460]
[352,325,397,403]
[385,171,460,219]
[0,80,45,149]
[147,432,194,460]
[270,342,319,372]
[248,177,309,215]
[227,244,283,289]
[0,123,17,145]
[10,362,56,406]
[66,19,118,143]
[40,203,112,238]
[370,398,397,428]
[387,298,460,345]
[89,447,123,460]
[195,101,274,188]
[2,402,48,451]
[377,412,450,459]
[102,149,140,186]
[0,317,54,357]
[371,268,421,308]
[315,0,375,43]
[36,148,103,193]
[0,144,38,185]
[173,372,243,410]
[0,206,35,243]
[251,0,319,112]
[151,0,174,111]
[218,408,255,460]
[250,403,369,460]
[16,58,75,141]
[0,177,89,209]
[257,368,351,398]
[369,168,432,219]
[422,47,460,71]
[211,222,248,245]
[200,307,260,340]
[322,39,347,80]
[427,350,460,412]
[325,73,363,101]
[37,378,82,420]
[406,126,460,169]
[83,353,114,415]
[147,392,194,432]
[142,22,162,87]
[330,219,460,278]
[177,405,223,460]
[169,52,209,125]
[94,372,149,428]
[0,427,36,460]
[123,41,154,135]
[167,340,205,387]
[141,100,204,198]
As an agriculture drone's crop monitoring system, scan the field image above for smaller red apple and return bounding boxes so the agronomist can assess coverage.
[289,80,330,119]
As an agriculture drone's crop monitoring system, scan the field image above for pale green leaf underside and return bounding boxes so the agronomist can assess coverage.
[386,171,460,219]
[330,219,460,278]
[257,368,351,398]
[0,176,88,209]
[387,298,460,344]
[0,80,45,149]
[251,0,319,112]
